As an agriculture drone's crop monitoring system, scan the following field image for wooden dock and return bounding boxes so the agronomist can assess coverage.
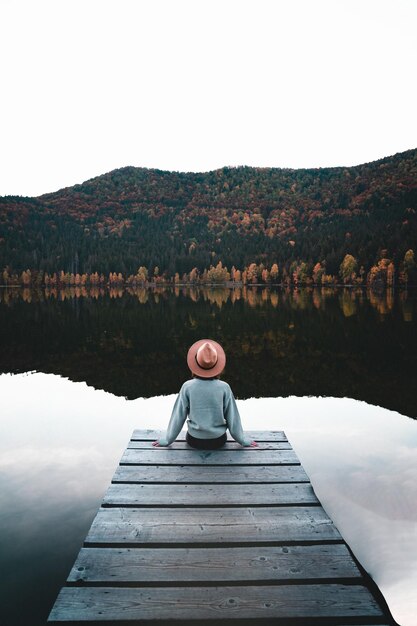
[49,430,393,624]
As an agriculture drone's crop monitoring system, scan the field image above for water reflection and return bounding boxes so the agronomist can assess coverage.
[1,283,415,326]
[0,286,416,418]
[0,284,414,320]
[1,374,416,625]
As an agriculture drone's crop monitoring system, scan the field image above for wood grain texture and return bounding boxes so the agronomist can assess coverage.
[102,483,319,507]
[128,440,292,450]
[112,464,310,484]
[48,584,383,621]
[68,544,362,583]
[121,448,300,466]
[48,430,391,624]
[85,506,342,545]
[131,429,288,442]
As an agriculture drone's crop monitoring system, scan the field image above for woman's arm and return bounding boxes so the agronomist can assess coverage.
[224,385,257,447]
[153,385,189,446]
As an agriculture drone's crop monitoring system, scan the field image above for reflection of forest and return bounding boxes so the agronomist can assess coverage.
[0,287,416,417]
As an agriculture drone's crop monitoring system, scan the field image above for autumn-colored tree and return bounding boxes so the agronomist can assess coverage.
[312,262,325,285]
[291,261,308,285]
[322,273,337,285]
[339,254,358,284]
[21,269,32,286]
[246,263,259,284]
[367,257,392,288]
[90,271,99,285]
[189,267,199,283]
[136,266,148,284]
[207,261,230,283]
[230,266,242,283]
[402,249,416,285]
[270,263,279,283]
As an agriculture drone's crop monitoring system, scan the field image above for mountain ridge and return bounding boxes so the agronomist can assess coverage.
[1,148,416,284]
[31,146,417,198]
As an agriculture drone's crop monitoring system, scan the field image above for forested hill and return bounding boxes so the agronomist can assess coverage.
[1,148,417,284]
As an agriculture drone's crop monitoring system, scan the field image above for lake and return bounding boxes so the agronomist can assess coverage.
[0,286,416,625]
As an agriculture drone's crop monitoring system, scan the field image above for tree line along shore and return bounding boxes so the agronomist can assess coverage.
[1,250,416,289]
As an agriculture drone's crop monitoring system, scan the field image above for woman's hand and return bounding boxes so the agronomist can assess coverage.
[249,440,259,447]
[152,440,161,447]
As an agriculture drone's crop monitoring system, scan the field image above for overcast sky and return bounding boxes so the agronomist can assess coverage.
[1,0,416,196]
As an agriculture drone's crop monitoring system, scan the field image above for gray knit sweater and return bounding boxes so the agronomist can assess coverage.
[158,378,251,446]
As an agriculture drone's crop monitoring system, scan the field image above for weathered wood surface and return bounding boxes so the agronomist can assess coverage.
[49,430,392,624]
[121,448,300,465]
[131,429,288,441]
[85,506,342,545]
[113,464,310,483]
[103,483,319,507]
[49,584,383,621]
[68,544,361,583]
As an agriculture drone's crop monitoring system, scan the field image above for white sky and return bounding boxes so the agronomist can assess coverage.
[1,0,416,197]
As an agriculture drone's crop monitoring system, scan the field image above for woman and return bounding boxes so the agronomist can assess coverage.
[152,339,258,449]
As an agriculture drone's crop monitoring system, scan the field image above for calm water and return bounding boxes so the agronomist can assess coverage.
[1,286,417,626]
[1,285,416,414]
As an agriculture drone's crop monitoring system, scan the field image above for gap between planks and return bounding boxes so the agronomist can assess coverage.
[48,430,394,625]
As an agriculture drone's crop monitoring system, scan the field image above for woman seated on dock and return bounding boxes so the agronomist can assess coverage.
[153,339,258,449]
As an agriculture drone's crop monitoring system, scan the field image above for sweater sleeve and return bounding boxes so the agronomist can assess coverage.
[158,384,189,446]
[224,385,251,446]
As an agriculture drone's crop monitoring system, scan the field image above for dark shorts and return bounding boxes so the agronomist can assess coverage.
[186,431,227,450]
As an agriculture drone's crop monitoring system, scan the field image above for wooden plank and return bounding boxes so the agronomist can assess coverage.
[112,464,310,484]
[131,429,288,442]
[85,506,342,545]
[48,584,383,621]
[121,448,300,466]
[68,544,362,583]
[128,440,292,450]
[48,430,392,624]
[102,483,319,507]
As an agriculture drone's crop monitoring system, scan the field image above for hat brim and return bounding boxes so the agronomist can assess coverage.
[187,339,226,378]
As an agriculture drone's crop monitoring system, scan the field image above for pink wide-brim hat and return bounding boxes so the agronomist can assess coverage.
[187,339,226,378]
